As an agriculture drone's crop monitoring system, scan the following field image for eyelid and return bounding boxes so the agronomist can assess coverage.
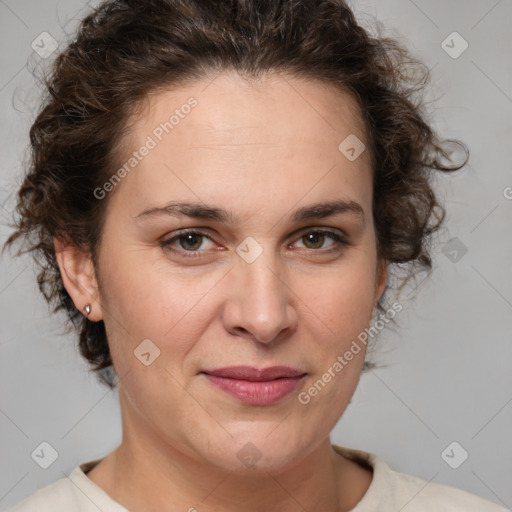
[293,225,349,241]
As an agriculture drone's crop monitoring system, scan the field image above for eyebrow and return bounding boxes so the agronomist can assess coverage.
[135,199,365,225]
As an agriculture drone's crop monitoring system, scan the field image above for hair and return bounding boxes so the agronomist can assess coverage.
[3,0,467,389]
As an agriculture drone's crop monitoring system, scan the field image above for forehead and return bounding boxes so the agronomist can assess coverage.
[134,70,367,146]
[108,71,372,218]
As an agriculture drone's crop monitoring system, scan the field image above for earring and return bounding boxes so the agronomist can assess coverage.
[84,304,91,316]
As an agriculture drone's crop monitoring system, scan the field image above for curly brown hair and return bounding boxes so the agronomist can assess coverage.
[2,0,466,389]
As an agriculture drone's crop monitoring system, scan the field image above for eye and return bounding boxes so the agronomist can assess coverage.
[160,230,216,256]
[293,229,348,251]
[160,228,349,258]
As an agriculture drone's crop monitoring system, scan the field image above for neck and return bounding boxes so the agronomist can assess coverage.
[86,393,372,512]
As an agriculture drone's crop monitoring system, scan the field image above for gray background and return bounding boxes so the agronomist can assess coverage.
[1,0,511,510]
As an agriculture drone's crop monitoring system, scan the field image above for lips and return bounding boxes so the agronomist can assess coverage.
[203,366,305,381]
[201,366,307,405]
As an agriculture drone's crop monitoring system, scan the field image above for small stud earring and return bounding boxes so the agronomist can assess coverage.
[84,304,91,316]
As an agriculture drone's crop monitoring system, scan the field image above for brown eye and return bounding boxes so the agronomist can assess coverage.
[160,230,216,256]
[177,233,204,251]
[294,230,348,251]
[302,232,327,249]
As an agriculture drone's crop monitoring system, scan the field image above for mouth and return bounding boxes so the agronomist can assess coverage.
[201,366,307,405]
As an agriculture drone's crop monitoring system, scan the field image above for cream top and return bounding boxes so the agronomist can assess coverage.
[8,445,508,511]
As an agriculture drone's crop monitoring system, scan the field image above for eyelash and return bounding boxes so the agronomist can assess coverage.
[160,228,349,258]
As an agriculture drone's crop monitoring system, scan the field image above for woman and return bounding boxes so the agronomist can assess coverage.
[3,0,506,510]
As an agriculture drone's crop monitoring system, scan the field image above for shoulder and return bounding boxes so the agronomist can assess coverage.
[7,459,128,512]
[7,475,76,512]
[332,444,508,512]
[390,468,508,511]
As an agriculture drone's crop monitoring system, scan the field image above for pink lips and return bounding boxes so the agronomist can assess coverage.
[202,366,306,405]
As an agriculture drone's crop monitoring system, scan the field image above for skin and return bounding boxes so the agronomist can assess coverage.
[55,70,387,512]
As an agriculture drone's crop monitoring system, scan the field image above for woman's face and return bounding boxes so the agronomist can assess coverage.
[92,71,386,473]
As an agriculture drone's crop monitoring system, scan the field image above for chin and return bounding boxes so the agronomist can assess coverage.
[195,430,312,476]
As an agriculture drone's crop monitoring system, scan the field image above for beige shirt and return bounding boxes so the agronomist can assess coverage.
[8,445,508,511]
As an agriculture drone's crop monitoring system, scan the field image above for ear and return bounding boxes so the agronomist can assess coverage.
[374,257,388,305]
[54,237,103,321]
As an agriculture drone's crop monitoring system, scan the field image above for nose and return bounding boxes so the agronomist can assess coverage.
[222,250,298,344]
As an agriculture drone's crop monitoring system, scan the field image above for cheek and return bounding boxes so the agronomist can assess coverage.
[294,265,376,424]
[296,255,378,342]
[97,246,220,369]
